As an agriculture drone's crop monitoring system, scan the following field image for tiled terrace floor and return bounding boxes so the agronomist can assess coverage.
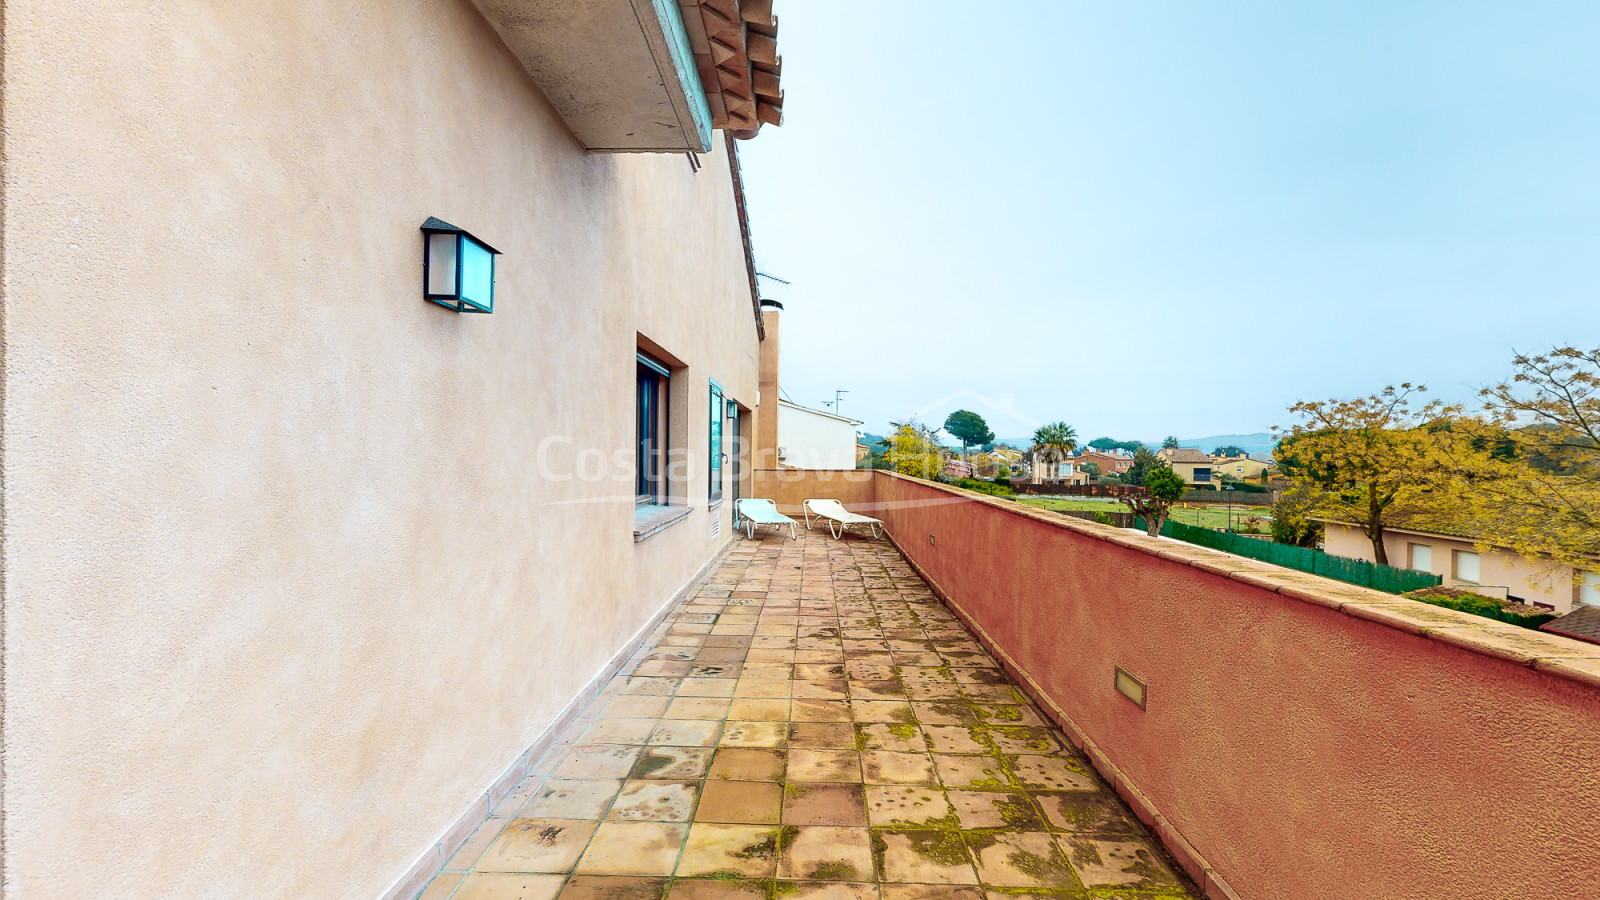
[420,530,1200,900]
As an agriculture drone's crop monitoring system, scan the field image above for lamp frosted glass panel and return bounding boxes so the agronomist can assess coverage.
[427,233,458,295]
[1455,551,1480,583]
[1410,544,1432,572]
[458,238,494,312]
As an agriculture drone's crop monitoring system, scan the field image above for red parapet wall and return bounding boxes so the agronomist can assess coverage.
[787,470,1600,900]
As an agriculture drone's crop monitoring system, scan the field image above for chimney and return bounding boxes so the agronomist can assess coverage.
[755,299,782,470]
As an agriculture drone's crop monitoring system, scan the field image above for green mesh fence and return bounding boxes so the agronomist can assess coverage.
[1134,517,1443,595]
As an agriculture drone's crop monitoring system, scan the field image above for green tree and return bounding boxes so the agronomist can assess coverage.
[1122,447,1162,486]
[1277,385,1479,566]
[1120,465,1187,536]
[886,420,945,481]
[943,410,995,459]
[1081,461,1101,479]
[1212,444,1245,457]
[1032,422,1079,457]
[1089,437,1143,454]
[1162,435,1181,450]
[1463,347,1600,571]
[1270,485,1325,547]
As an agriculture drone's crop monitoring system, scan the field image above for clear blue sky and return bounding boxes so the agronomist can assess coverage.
[738,0,1600,444]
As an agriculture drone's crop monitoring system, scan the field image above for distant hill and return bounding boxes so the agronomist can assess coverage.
[1158,432,1277,456]
[994,432,1278,458]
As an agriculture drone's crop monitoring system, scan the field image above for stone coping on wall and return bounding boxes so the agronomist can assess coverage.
[842,469,1600,692]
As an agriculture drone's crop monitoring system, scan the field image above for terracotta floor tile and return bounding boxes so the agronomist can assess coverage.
[720,721,789,748]
[791,681,849,701]
[911,702,979,726]
[920,727,989,755]
[555,746,642,779]
[707,748,786,782]
[476,819,598,873]
[668,879,769,900]
[607,780,697,822]
[861,751,937,786]
[965,832,1079,889]
[930,755,1010,790]
[857,724,926,753]
[864,785,956,828]
[584,719,659,745]
[574,823,688,876]
[448,532,1196,898]
[947,790,1045,831]
[776,883,878,900]
[729,698,791,720]
[662,697,732,720]
[783,783,868,826]
[453,873,567,900]
[558,875,666,900]
[791,699,853,722]
[878,885,982,900]
[983,726,1063,755]
[444,820,511,871]
[1035,791,1139,834]
[647,720,721,748]
[787,723,856,749]
[778,826,873,882]
[851,701,916,724]
[733,679,792,699]
[602,696,672,719]
[787,749,862,782]
[872,830,979,885]
[1063,836,1183,889]
[1009,755,1096,791]
[849,681,908,701]
[418,873,463,900]
[676,824,778,878]
[678,678,738,698]
[618,677,681,696]
[973,704,1046,727]
[695,780,783,824]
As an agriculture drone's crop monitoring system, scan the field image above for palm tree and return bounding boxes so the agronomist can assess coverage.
[1032,422,1079,458]
[1031,422,1079,482]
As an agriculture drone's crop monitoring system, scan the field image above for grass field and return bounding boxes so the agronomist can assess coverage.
[1168,503,1272,531]
[1018,496,1272,533]
[1016,497,1125,513]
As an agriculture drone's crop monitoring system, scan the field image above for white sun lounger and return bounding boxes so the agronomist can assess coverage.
[736,498,798,540]
[802,498,883,540]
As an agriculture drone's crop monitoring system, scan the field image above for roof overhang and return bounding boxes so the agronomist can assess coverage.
[471,0,714,152]
[470,0,784,153]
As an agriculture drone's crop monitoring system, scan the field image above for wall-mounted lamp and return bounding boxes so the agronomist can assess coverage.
[1114,666,1147,710]
[422,217,499,313]
[726,398,739,418]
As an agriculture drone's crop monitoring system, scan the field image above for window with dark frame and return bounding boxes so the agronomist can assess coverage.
[637,353,669,504]
[708,381,724,503]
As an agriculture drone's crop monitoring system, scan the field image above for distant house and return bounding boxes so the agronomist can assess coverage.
[1031,446,1086,485]
[1321,521,1599,613]
[1211,455,1273,483]
[1074,450,1135,477]
[777,400,864,470]
[855,441,871,463]
[1157,447,1214,486]
[943,458,976,479]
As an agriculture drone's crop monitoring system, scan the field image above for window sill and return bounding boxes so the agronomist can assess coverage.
[634,504,693,542]
[709,498,725,513]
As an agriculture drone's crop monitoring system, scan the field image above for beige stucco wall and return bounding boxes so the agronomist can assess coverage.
[1325,524,1581,611]
[1,1,759,896]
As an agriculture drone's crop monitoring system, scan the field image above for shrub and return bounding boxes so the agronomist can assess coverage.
[1405,588,1558,630]
[955,477,1015,497]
